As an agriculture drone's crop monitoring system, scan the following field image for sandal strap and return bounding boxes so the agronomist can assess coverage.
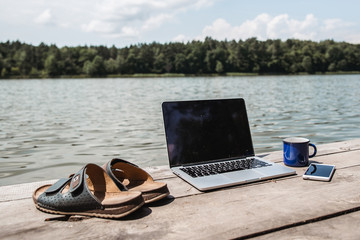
[110,158,139,168]
[69,166,85,193]
[44,177,71,194]
[105,158,133,191]
[106,158,153,182]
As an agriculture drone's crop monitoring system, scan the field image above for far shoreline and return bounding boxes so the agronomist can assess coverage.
[1,71,360,80]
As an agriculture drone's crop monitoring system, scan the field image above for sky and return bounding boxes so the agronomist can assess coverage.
[1,0,360,48]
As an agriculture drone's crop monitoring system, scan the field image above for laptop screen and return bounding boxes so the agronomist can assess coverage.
[162,98,255,167]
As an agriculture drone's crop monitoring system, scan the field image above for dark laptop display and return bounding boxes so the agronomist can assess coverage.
[162,98,296,191]
[162,98,254,167]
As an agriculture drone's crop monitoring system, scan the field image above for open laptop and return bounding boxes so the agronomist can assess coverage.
[162,98,296,191]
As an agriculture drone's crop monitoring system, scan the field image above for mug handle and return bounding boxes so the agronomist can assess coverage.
[309,143,317,158]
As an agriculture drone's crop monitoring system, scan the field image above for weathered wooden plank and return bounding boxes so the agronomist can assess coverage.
[1,149,360,240]
[253,210,360,239]
[0,180,57,202]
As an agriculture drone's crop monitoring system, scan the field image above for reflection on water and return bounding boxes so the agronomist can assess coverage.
[1,75,360,185]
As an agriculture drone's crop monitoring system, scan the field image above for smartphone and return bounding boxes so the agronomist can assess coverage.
[303,163,336,181]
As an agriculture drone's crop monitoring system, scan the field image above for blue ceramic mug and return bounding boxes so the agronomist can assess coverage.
[283,137,317,167]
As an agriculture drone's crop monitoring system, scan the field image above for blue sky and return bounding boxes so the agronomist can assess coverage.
[1,0,359,47]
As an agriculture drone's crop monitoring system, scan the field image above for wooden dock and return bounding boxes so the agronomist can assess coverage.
[1,139,360,239]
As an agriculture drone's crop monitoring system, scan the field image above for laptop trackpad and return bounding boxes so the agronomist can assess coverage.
[224,170,263,182]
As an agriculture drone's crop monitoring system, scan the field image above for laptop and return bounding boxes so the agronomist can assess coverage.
[162,98,296,191]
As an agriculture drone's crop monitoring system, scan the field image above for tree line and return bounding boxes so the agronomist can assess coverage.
[1,37,360,78]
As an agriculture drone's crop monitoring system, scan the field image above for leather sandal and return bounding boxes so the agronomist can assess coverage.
[104,158,170,203]
[33,164,144,219]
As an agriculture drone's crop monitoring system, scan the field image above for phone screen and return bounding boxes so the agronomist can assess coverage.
[304,164,335,177]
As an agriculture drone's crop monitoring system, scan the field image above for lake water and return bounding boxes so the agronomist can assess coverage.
[1,75,360,186]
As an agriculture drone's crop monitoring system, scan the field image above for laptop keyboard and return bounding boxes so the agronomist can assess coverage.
[179,158,272,178]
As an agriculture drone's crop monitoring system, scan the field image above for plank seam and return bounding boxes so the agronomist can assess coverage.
[235,205,360,239]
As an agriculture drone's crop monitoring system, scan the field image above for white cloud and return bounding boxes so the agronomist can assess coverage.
[120,26,140,38]
[267,14,318,40]
[4,0,216,41]
[236,14,271,39]
[172,34,189,42]
[142,14,173,31]
[196,14,357,43]
[82,20,116,33]
[201,18,232,39]
[347,34,360,44]
[82,0,216,38]
[323,18,354,31]
[34,9,53,25]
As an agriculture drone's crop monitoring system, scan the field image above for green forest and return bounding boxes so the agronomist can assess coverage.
[0,38,359,78]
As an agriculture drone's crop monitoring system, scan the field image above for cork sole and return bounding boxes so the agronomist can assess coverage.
[144,191,170,204]
[34,200,144,219]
